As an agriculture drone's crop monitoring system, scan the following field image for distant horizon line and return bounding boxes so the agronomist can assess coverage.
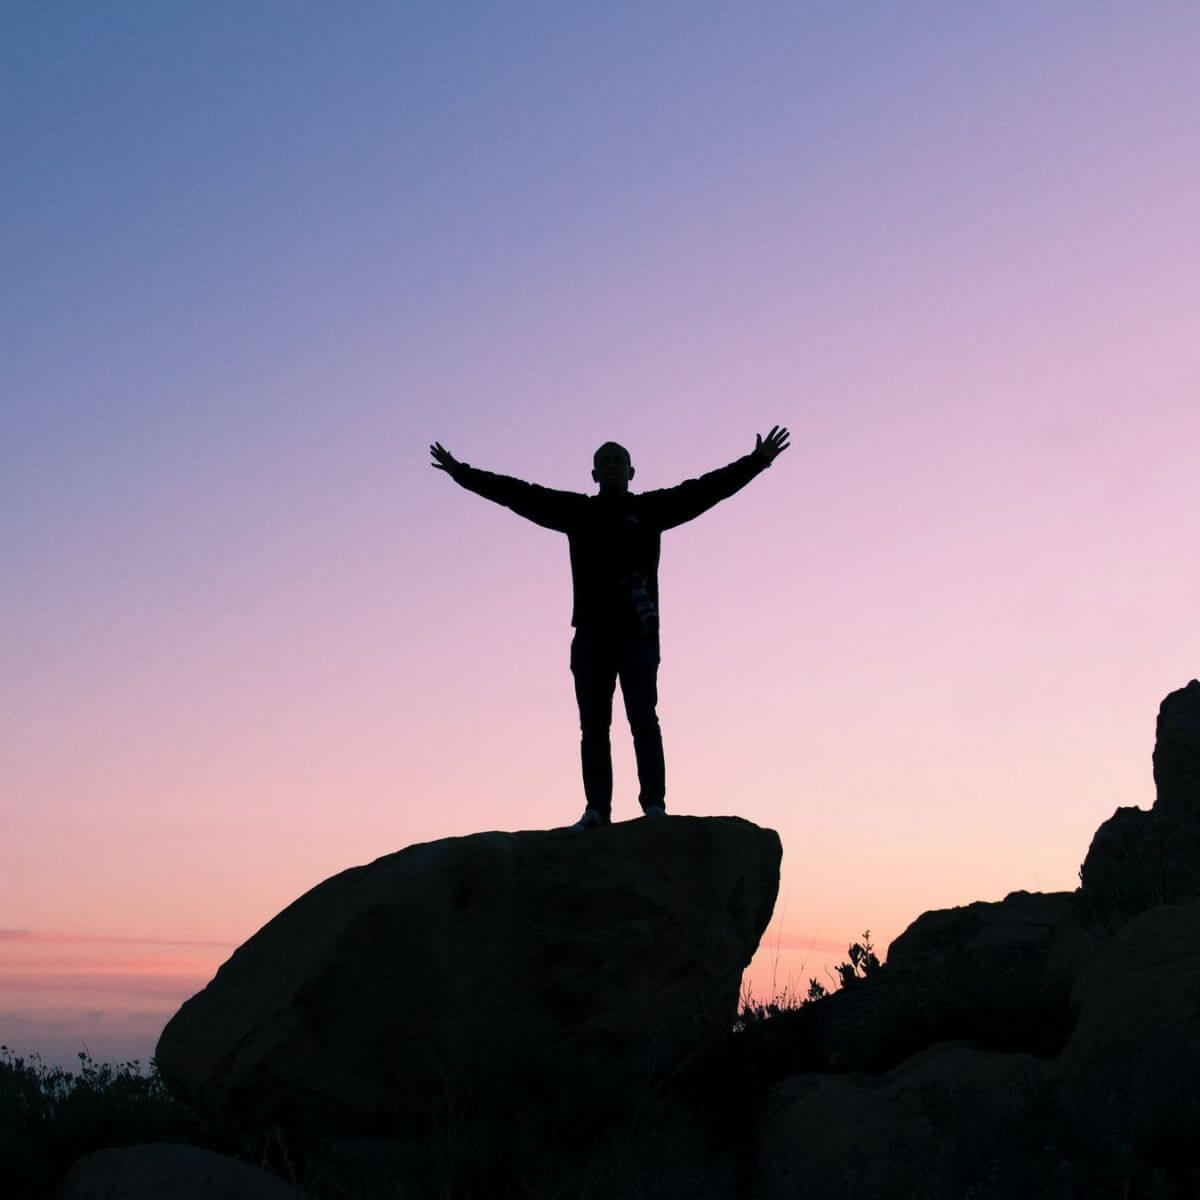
[0,930,237,949]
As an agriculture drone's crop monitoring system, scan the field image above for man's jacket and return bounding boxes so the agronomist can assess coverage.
[450,453,767,634]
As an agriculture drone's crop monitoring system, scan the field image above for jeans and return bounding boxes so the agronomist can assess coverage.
[570,629,664,817]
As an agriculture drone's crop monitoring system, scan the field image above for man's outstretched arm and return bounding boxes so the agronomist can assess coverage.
[646,425,790,530]
[429,441,581,532]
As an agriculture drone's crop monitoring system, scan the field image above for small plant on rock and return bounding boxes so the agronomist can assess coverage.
[834,930,881,989]
[804,929,882,1002]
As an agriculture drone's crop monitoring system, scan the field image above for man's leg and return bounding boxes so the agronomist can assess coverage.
[570,632,618,821]
[618,636,665,811]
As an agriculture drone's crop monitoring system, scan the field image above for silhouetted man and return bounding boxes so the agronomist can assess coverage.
[430,428,790,828]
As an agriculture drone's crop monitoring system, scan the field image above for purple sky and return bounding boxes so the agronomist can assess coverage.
[3,2,1199,1068]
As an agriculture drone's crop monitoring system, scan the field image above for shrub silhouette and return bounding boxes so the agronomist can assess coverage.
[0,1046,209,1200]
[738,928,882,1020]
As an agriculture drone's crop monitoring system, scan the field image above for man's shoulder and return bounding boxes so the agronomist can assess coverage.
[587,491,667,534]
[582,492,655,513]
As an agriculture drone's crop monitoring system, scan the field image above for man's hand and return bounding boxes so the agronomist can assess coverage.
[430,442,461,476]
[754,425,790,465]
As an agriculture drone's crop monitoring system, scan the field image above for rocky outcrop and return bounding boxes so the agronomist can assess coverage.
[761,901,1200,1199]
[54,1145,308,1200]
[756,683,1200,1198]
[743,682,1200,1094]
[732,889,1103,1094]
[156,815,780,1138]
[1152,678,1200,819]
[884,888,1102,1053]
[1080,680,1200,916]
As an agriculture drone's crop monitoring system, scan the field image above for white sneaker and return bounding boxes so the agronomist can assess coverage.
[643,805,666,818]
[571,808,607,830]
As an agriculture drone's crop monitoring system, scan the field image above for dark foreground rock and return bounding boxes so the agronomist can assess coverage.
[54,1144,308,1200]
[752,682,1200,1199]
[761,1041,1046,1199]
[726,888,1104,1098]
[760,899,1200,1199]
[156,815,781,1139]
[1062,897,1200,1088]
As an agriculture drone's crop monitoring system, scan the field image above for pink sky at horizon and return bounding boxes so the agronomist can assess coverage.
[4,3,1199,1070]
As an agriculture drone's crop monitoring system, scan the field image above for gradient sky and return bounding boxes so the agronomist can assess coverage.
[3,2,1198,1069]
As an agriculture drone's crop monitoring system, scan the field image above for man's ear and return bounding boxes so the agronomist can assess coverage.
[591,467,600,484]
[628,466,636,481]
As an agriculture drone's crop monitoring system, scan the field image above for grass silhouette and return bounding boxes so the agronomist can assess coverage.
[0,1046,209,1199]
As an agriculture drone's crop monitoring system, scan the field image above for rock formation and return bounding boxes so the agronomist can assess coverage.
[757,683,1200,1197]
[1080,679,1200,915]
[155,815,781,1138]
[55,683,1200,1197]
[1152,678,1200,818]
[761,898,1200,1199]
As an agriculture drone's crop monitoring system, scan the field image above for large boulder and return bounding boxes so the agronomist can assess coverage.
[883,888,1103,1053]
[156,816,780,1138]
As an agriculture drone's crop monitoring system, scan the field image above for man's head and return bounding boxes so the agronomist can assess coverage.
[592,441,635,494]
